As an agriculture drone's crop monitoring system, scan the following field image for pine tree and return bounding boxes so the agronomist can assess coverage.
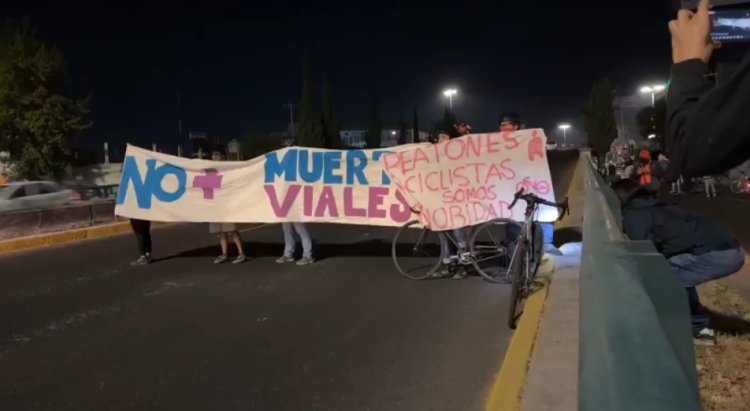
[322,79,341,149]
[0,20,90,179]
[366,88,383,149]
[581,79,616,155]
[297,56,323,147]
[412,106,420,143]
[397,114,408,145]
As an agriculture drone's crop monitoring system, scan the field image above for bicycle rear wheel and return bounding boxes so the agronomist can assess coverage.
[470,220,512,283]
[392,221,443,280]
[507,239,527,329]
[529,222,544,278]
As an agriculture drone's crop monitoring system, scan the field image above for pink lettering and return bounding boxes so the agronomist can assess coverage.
[343,187,367,217]
[314,186,339,217]
[368,187,388,218]
[264,185,300,217]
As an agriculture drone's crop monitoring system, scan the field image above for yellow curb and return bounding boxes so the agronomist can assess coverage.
[485,153,584,411]
[484,282,550,411]
[0,221,171,256]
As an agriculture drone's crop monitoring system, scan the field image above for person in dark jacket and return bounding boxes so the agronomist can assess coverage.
[129,218,152,266]
[612,178,744,345]
[666,0,750,178]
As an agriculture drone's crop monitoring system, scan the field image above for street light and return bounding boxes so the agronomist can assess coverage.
[558,123,571,146]
[443,88,458,109]
[640,84,666,107]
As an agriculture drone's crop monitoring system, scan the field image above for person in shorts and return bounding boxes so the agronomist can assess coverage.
[210,223,246,264]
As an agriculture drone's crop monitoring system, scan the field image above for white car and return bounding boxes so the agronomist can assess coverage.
[546,142,558,151]
[0,181,81,212]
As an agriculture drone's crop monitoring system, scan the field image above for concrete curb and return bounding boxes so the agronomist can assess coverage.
[484,273,552,411]
[0,221,170,256]
[484,153,585,411]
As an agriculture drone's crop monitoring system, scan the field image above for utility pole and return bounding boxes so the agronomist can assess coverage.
[284,103,297,138]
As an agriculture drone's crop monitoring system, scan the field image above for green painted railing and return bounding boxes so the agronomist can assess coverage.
[579,154,701,411]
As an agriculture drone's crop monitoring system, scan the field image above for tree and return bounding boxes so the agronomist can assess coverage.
[397,114,408,145]
[366,88,382,149]
[635,97,667,150]
[412,106,420,143]
[297,56,323,147]
[0,20,90,180]
[581,79,617,155]
[322,79,341,149]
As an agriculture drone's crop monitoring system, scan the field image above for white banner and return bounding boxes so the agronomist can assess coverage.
[382,129,558,230]
[115,144,417,226]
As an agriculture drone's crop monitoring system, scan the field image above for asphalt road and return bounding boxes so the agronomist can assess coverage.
[0,151,579,411]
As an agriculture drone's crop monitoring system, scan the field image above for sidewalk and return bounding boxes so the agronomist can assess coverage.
[519,154,585,411]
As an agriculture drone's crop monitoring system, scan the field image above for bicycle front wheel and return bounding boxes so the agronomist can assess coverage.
[470,220,512,283]
[507,240,527,329]
[392,221,443,280]
[731,180,744,194]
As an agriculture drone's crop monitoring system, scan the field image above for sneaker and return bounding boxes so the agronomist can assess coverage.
[130,254,152,266]
[431,265,452,278]
[296,256,315,266]
[694,328,716,346]
[213,255,228,264]
[233,255,247,264]
[275,256,295,264]
[452,267,468,280]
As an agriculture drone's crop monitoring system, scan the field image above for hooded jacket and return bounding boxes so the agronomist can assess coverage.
[620,187,737,258]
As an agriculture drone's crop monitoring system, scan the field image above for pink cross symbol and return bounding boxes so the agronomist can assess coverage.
[193,169,223,200]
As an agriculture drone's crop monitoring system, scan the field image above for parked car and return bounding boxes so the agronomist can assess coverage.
[0,181,81,212]
[546,142,558,151]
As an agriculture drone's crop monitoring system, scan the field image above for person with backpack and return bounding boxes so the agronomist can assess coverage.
[612,178,744,346]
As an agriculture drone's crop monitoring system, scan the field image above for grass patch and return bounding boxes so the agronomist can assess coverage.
[696,282,750,411]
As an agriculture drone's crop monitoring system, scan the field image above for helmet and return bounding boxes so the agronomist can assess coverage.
[498,112,522,129]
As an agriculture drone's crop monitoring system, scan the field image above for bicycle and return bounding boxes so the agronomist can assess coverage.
[391,218,512,282]
[730,171,750,194]
[505,189,569,329]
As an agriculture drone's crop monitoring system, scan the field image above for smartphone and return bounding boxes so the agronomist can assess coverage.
[710,9,750,42]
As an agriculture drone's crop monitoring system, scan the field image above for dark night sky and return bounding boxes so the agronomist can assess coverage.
[3,0,675,152]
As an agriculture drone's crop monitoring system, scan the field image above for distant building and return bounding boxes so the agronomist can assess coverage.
[339,129,430,149]
[613,95,647,144]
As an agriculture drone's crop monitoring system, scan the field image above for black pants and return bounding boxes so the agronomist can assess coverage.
[130,219,152,256]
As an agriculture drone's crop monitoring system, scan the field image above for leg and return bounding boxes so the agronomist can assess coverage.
[452,228,467,251]
[230,231,245,256]
[142,220,152,255]
[686,286,709,334]
[219,233,228,256]
[438,232,452,265]
[668,248,745,334]
[282,222,295,257]
[293,223,313,259]
[130,219,148,256]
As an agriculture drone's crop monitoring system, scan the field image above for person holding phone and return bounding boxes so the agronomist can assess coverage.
[666,0,750,178]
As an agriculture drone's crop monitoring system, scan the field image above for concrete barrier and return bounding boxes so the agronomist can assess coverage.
[0,201,121,240]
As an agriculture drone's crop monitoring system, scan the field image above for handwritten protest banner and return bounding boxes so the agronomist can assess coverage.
[382,129,558,231]
[115,144,416,226]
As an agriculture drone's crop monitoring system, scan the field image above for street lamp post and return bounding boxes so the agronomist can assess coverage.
[442,88,457,110]
[558,123,571,147]
[639,84,666,108]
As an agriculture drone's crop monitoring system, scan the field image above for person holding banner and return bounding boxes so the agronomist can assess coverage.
[210,223,247,264]
[129,218,152,266]
[276,222,315,266]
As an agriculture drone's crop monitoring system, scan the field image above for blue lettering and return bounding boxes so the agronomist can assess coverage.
[372,150,392,185]
[116,156,186,209]
[346,150,368,185]
[299,149,324,183]
[323,151,343,184]
[264,149,298,183]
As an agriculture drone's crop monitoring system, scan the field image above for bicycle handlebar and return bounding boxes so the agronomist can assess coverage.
[508,188,570,221]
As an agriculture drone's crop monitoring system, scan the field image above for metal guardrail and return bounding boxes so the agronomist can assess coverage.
[579,154,701,411]
[0,200,119,240]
